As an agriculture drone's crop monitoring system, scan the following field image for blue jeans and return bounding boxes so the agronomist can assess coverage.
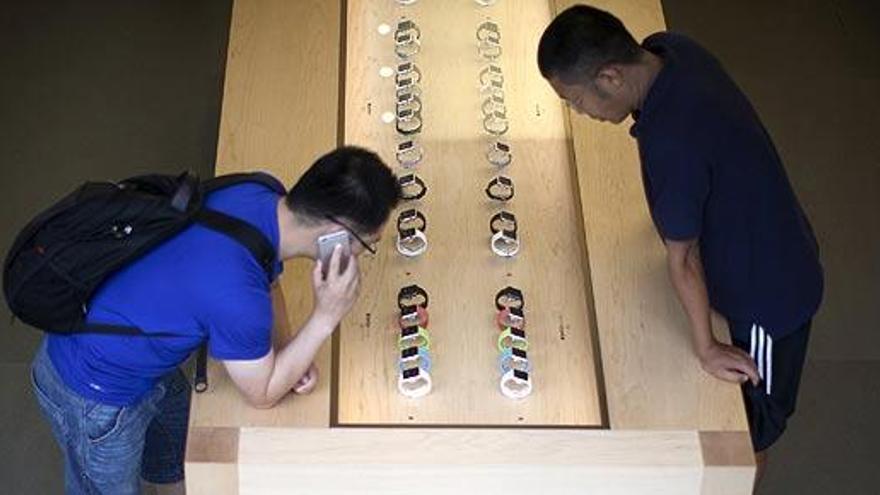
[31,341,190,494]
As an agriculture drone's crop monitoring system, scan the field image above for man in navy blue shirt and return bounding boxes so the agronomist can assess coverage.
[30,147,400,494]
[538,5,823,480]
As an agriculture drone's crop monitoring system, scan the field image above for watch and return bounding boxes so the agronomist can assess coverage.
[396,61,421,84]
[496,306,525,330]
[500,369,532,399]
[476,21,500,42]
[397,228,428,257]
[481,92,506,117]
[398,284,429,310]
[495,286,525,312]
[399,304,430,329]
[398,366,433,398]
[499,347,531,374]
[497,326,528,352]
[490,211,517,235]
[396,108,423,135]
[486,140,512,167]
[491,229,520,257]
[485,176,514,201]
[396,140,424,167]
[395,73,419,91]
[483,110,509,136]
[397,93,422,114]
[399,173,427,201]
[398,325,431,350]
[400,346,432,372]
[479,64,504,87]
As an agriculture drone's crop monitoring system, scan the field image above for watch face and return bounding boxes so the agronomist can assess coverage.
[401,347,419,359]
[399,141,414,152]
[403,367,420,379]
[496,142,510,152]
[513,369,529,381]
[401,325,419,337]
[511,328,526,339]
[399,62,412,72]
[512,347,527,359]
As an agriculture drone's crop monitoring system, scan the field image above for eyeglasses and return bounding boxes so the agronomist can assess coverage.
[326,216,377,255]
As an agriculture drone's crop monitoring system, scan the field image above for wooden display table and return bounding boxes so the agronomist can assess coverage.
[186,0,754,493]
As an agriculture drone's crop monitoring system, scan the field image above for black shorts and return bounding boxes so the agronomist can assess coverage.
[731,319,812,452]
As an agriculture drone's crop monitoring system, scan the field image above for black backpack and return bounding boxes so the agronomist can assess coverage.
[3,171,285,392]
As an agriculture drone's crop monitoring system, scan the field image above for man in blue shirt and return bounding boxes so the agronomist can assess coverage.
[538,5,823,480]
[30,147,400,494]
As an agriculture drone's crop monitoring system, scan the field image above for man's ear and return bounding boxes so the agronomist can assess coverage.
[594,65,625,95]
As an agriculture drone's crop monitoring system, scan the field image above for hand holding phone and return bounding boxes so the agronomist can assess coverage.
[317,230,351,278]
[312,237,360,329]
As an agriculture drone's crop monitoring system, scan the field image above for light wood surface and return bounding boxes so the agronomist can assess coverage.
[188,0,342,429]
[187,0,755,492]
[553,0,750,431]
[338,0,602,426]
[231,427,745,495]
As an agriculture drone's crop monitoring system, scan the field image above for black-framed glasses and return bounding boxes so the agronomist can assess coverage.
[326,216,377,255]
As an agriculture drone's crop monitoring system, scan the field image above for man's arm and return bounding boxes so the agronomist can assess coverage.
[665,238,759,385]
[222,245,359,408]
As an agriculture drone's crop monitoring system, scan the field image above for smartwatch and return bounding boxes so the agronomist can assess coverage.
[396,61,421,84]
[497,326,528,352]
[479,64,504,87]
[483,110,509,135]
[486,141,512,167]
[481,92,506,117]
[399,304,430,328]
[400,346,432,373]
[397,284,429,310]
[396,108,423,135]
[495,286,525,312]
[500,369,532,399]
[499,347,531,374]
[399,173,427,201]
[485,176,514,201]
[396,140,424,168]
[398,325,431,350]
[398,366,432,398]
[496,306,525,330]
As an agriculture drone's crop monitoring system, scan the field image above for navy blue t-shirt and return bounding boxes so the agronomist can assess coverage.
[630,33,823,339]
[47,182,283,406]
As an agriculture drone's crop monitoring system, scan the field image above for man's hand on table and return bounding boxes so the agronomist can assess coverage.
[292,363,319,395]
[698,340,760,386]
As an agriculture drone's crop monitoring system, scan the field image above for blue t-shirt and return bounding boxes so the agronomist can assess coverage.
[47,182,284,406]
[630,33,823,339]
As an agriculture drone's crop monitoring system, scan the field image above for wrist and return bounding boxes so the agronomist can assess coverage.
[695,337,719,360]
[311,310,341,334]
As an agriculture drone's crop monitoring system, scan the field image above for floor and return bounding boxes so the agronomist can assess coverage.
[0,0,877,493]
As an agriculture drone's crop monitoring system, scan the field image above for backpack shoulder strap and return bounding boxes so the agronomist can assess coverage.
[193,209,276,280]
[204,172,286,195]
[197,171,285,280]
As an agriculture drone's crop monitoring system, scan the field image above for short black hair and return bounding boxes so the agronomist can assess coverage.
[538,5,642,84]
[286,146,400,234]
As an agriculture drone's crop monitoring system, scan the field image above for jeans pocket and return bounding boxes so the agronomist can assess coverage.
[30,365,63,414]
[30,366,70,439]
[85,402,126,444]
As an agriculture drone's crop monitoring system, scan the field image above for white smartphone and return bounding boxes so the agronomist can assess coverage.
[317,230,351,277]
